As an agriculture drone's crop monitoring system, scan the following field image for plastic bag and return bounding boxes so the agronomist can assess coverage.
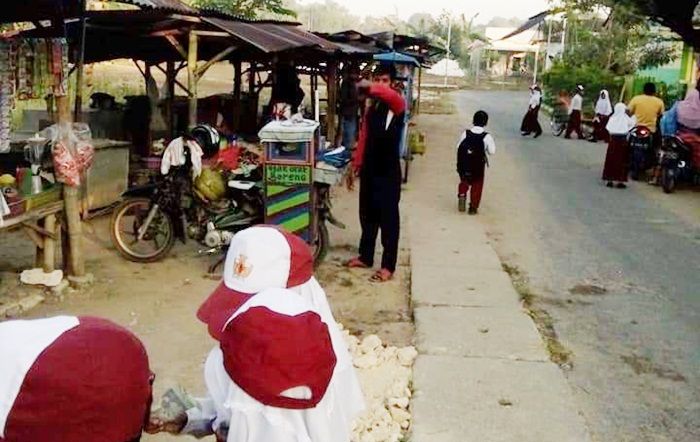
[40,123,94,187]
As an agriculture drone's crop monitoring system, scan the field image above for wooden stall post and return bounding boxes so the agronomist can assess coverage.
[233,60,242,132]
[325,60,339,144]
[187,32,199,128]
[73,0,87,122]
[56,96,85,277]
[166,61,175,137]
[43,214,57,273]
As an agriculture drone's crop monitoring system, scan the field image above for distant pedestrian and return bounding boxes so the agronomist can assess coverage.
[602,103,636,188]
[456,110,496,215]
[565,85,585,139]
[520,85,543,138]
[590,89,613,142]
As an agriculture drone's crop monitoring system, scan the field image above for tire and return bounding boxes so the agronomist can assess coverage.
[551,120,564,137]
[661,169,676,194]
[312,220,329,267]
[110,198,175,263]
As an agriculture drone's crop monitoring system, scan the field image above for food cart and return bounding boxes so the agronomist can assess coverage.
[258,119,319,242]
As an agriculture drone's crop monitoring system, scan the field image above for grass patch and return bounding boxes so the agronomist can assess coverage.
[502,262,573,368]
[418,90,456,115]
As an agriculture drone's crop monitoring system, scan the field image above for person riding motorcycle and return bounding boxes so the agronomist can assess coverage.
[628,82,665,183]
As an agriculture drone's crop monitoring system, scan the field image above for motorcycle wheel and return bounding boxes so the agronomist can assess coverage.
[551,119,564,137]
[312,220,329,267]
[661,169,676,194]
[110,198,175,263]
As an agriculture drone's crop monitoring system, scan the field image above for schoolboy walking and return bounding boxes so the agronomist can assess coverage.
[456,111,496,215]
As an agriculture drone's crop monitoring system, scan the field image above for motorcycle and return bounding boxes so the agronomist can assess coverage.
[628,125,653,181]
[111,127,348,267]
[110,131,264,264]
[659,136,696,194]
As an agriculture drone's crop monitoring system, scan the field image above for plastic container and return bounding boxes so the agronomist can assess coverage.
[25,184,62,211]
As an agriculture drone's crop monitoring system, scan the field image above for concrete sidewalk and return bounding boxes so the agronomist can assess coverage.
[406,113,591,441]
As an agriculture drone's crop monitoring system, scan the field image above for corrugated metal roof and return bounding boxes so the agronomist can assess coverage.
[203,17,339,54]
[110,0,196,14]
[2,0,81,23]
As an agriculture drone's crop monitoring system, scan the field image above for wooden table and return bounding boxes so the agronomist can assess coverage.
[1,201,64,273]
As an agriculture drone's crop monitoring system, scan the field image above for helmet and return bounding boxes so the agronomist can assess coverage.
[190,124,220,159]
[195,168,226,202]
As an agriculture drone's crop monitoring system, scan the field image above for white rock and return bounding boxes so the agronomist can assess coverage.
[388,397,409,409]
[389,406,411,424]
[354,354,379,369]
[397,346,418,366]
[401,420,411,429]
[359,334,383,353]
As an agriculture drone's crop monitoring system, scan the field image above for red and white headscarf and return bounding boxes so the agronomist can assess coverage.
[197,226,365,439]
[0,316,152,442]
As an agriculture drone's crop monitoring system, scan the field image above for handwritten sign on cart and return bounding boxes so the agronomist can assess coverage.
[266,164,312,186]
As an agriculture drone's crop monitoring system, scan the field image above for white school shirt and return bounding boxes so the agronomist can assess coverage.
[570,94,583,113]
[455,126,496,155]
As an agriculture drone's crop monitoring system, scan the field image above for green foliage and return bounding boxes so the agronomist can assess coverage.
[191,0,296,19]
[543,61,625,114]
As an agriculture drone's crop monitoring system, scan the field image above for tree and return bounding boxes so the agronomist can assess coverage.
[560,0,700,49]
[191,0,295,19]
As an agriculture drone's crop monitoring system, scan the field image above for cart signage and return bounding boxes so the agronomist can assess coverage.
[266,164,311,186]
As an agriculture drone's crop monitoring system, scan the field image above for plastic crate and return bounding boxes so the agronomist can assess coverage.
[314,166,345,186]
[25,185,63,211]
[6,198,26,219]
[143,156,162,170]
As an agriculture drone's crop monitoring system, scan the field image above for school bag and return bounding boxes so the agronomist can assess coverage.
[457,131,489,179]
[660,101,679,138]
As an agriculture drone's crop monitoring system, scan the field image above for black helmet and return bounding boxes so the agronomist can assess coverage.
[189,124,220,159]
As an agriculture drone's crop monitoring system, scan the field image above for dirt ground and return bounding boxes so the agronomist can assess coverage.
[0,182,412,441]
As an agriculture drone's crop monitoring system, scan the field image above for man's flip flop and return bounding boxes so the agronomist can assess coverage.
[369,269,393,283]
[346,257,370,269]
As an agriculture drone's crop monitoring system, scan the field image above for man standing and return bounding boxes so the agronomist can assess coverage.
[628,82,665,183]
[339,65,360,150]
[565,85,585,139]
[346,64,407,283]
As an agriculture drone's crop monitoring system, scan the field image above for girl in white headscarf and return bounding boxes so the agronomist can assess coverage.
[520,85,543,138]
[591,89,613,142]
[602,103,636,188]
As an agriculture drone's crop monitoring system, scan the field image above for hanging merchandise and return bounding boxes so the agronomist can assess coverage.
[40,123,95,187]
[0,39,17,153]
[49,38,68,97]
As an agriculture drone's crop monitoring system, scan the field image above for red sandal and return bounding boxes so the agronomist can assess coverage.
[369,269,393,283]
[345,257,370,269]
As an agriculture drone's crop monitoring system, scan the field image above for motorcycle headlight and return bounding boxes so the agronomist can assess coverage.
[678,161,686,168]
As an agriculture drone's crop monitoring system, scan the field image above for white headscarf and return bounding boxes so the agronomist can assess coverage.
[606,103,636,135]
[206,288,364,442]
[595,90,613,116]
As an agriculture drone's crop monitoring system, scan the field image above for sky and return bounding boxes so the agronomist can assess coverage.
[296,0,550,24]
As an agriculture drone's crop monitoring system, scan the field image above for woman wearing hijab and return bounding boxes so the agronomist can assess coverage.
[590,90,613,142]
[520,86,543,138]
[676,86,700,169]
[603,103,636,188]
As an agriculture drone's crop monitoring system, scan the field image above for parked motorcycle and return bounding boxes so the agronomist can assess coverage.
[628,125,653,181]
[659,136,696,194]
[110,137,264,263]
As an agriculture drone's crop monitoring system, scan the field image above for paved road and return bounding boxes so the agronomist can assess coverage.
[452,90,699,441]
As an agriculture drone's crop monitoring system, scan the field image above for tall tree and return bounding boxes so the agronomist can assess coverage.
[560,0,700,49]
[191,0,295,19]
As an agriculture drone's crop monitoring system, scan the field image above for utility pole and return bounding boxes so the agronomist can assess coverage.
[561,17,568,57]
[444,13,452,87]
[545,18,553,70]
